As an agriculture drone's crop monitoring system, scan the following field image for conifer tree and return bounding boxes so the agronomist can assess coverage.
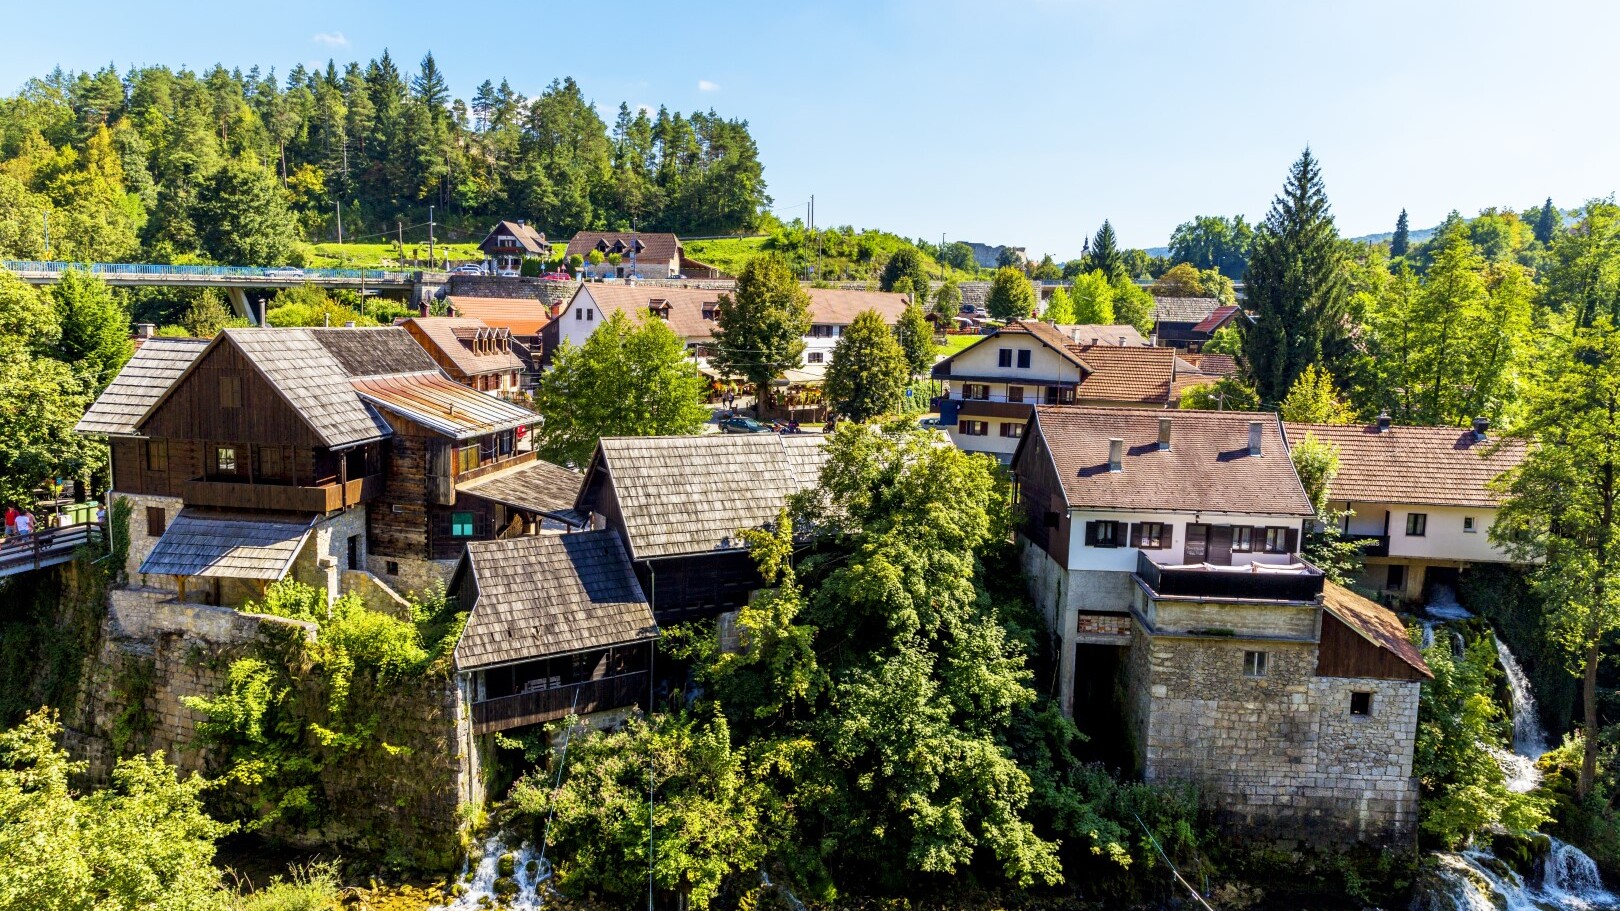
[1391,209,1410,258]
[825,309,909,421]
[1535,197,1559,245]
[1241,149,1350,404]
[1086,220,1124,279]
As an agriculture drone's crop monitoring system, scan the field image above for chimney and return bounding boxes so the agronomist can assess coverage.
[1376,410,1392,433]
[1248,420,1264,456]
[343,320,356,328]
[1472,417,1489,442]
[1158,416,1172,451]
[136,322,155,338]
[1118,335,1126,347]
[1108,438,1124,472]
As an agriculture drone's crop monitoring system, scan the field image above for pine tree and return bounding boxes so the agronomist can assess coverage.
[1535,197,1558,245]
[1391,209,1410,258]
[825,309,910,421]
[1087,220,1123,279]
[1241,149,1349,404]
[410,52,450,115]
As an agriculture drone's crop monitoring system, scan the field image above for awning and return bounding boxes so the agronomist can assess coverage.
[138,511,316,580]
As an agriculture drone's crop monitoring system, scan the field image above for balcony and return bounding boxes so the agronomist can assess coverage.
[1346,533,1390,557]
[1135,551,1325,603]
[471,671,648,735]
[181,474,383,514]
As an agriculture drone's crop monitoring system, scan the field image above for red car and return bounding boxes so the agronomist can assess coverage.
[539,271,574,281]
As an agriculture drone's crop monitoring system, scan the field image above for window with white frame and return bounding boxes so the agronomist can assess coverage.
[1463,516,1477,533]
[1000,422,1024,438]
[1243,651,1268,678]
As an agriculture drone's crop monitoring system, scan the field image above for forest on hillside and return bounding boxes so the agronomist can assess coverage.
[0,52,770,266]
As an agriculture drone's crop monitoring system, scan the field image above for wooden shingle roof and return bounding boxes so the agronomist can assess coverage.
[1282,422,1527,509]
[75,337,209,436]
[457,457,584,522]
[1152,297,1222,324]
[310,326,440,377]
[222,330,394,448]
[583,434,827,559]
[350,372,535,440]
[452,530,657,671]
[403,317,526,378]
[138,511,315,580]
[1025,406,1314,516]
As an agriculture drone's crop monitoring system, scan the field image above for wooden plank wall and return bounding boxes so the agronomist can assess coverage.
[1315,612,1428,682]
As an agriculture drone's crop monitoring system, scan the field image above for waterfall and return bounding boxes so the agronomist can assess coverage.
[431,836,553,911]
[1496,637,1548,759]
[1423,838,1619,911]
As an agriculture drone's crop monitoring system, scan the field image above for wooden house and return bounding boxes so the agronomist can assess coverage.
[574,434,827,621]
[76,327,580,604]
[401,317,527,394]
[478,219,549,272]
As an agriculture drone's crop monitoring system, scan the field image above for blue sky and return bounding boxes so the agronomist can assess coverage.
[5,0,1618,259]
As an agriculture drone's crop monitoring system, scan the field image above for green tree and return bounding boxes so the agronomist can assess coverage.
[1110,276,1154,334]
[1534,197,1558,246]
[939,241,977,273]
[892,300,937,377]
[1069,270,1115,325]
[1544,201,1620,328]
[931,278,962,324]
[1150,262,1205,298]
[881,247,929,304]
[1278,364,1355,424]
[1086,220,1123,279]
[0,173,50,259]
[1391,209,1410,258]
[1178,376,1258,411]
[0,268,61,355]
[180,288,234,337]
[1242,149,1350,404]
[1287,431,1363,585]
[196,156,299,265]
[534,309,708,466]
[1492,318,1620,796]
[1031,254,1062,281]
[50,268,132,391]
[0,350,102,505]
[985,266,1035,321]
[0,710,232,911]
[1168,214,1253,279]
[1202,324,1241,356]
[1043,287,1076,324]
[825,310,909,421]
[712,254,811,410]
[264,284,371,328]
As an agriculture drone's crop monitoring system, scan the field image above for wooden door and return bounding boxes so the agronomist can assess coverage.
[1184,523,1210,562]
[1209,525,1234,566]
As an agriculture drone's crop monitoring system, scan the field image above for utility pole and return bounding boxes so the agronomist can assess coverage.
[336,201,343,245]
[428,205,436,265]
[397,220,404,265]
[43,212,49,258]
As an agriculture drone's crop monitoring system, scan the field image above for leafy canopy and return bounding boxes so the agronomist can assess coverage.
[824,309,910,421]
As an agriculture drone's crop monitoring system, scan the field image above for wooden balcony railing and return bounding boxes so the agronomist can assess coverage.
[471,671,648,735]
[181,474,382,514]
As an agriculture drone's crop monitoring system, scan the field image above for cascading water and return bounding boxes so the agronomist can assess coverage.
[1494,636,1549,794]
[431,836,553,911]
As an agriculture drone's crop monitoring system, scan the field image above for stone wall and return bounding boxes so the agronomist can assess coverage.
[1130,629,1421,846]
[71,587,315,779]
[367,553,456,600]
[1020,540,1137,715]
[114,491,184,586]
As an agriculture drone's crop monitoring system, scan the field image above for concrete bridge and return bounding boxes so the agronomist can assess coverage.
[3,260,447,323]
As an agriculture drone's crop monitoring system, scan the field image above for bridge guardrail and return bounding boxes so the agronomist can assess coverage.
[1,260,414,283]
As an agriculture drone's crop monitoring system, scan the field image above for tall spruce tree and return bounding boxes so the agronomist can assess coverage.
[1391,209,1410,258]
[1535,197,1559,245]
[1241,149,1349,404]
[1087,220,1124,279]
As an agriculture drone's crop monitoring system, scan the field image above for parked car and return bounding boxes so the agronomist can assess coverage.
[451,264,485,275]
[960,303,979,315]
[719,416,773,434]
[265,267,305,279]
[918,416,943,430]
[495,268,520,278]
[539,271,573,281]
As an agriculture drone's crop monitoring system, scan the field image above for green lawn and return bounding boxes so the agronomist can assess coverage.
[938,334,984,357]
[305,241,487,270]
[684,236,769,275]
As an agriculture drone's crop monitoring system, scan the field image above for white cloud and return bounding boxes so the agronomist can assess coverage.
[697,79,720,92]
[312,31,349,47]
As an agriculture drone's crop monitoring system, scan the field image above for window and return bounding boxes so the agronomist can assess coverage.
[347,534,361,571]
[1386,564,1407,592]
[1232,526,1253,553]
[1007,385,1024,403]
[145,506,166,538]
[1044,386,1075,405]
[1463,516,1477,533]
[1243,651,1268,678]
[455,445,480,474]
[811,325,836,339]
[254,445,284,480]
[1350,691,1373,716]
[963,383,991,400]
[702,307,717,320]
[1017,349,1032,368]
[451,512,475,537]
[1000,422,1024,438]
[219,374,241,408]
[575,307,584,321]
[586,309,594,321]
[1085,520,1121,548]
[998,348,1013,368]
[385,560,400,576]
[807,352,824,364]
[960,420,989,436]
[1406,513,1428,536]
[1135,522,1167,549]
[1263,526,1294,554]
[214,446,237,473]
[145,440,168,473]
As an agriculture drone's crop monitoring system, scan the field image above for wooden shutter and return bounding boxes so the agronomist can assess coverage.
[145,507,166,537]
[1129,523,1144,548]
[1284,528,1300,554]
[1084,521,1099,546]
[1253,527,1268,551]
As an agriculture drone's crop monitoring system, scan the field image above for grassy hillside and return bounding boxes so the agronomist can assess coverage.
[688,228,978,283]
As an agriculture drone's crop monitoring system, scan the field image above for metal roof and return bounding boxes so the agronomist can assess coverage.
[75,337,209,436]
[351,371,536,440]
[452,530,657,671]
[138,510,315,580]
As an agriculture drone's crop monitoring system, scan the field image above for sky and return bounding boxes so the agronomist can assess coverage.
[4,0,1618,260]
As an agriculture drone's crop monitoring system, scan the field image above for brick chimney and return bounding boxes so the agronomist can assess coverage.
[1108,438,1124,472]
[1248,420,1264,456]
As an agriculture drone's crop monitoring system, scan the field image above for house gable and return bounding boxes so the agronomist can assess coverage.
[137,336,329,449]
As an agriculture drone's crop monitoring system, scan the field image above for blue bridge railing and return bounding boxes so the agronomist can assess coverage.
[1,260,416,283]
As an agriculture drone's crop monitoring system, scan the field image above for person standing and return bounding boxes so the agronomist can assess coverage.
[4,505,17,536]
[14,511,33,536]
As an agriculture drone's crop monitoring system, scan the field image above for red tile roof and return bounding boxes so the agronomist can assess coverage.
[1282,422,1527,508]
[1028,406,1314,516]
[404,317,526,378]
[576,285,723,342]
[1071,344,1177,405]
[566,231,681,265]
[1322,582,1432,678]
[445,296,553,336]
[1191,305,1241,335]
[805,288,910,325]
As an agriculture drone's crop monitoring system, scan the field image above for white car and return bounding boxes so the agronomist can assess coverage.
[264,267,305,279]
[451,264,485,275]
[496,268,520,278]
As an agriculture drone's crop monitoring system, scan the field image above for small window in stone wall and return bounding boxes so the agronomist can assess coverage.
[1350,691,1373,716]
[1243,650,1268,678]
[386,560,400,576]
